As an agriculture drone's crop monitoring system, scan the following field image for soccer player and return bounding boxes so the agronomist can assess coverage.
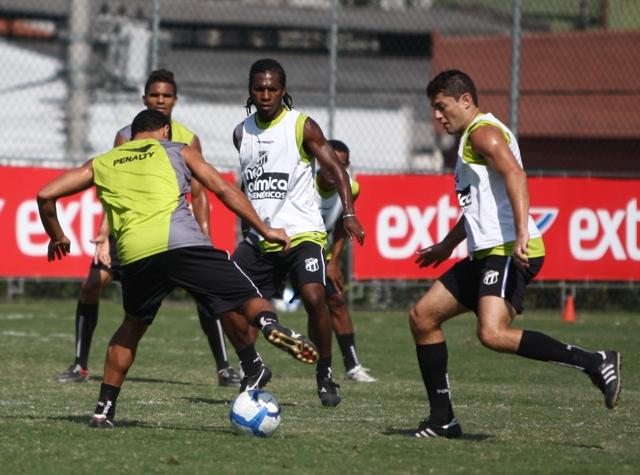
[57,69,242,387]
[410,69,621,439]
[225,58,366,406]
[38,109,319,428]
[317,139,375,382]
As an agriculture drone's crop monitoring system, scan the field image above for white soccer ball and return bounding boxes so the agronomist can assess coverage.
[229,390,281,437]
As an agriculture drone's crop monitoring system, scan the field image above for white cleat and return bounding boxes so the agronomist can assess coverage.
[346,364,376,383]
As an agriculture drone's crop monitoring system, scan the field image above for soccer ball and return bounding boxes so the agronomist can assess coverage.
[229,390,281,437]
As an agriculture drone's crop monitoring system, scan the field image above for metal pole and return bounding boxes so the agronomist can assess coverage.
[509,0,522,137]
[67,0,90,163]
[149,0,161,72]
[327,0,339,139]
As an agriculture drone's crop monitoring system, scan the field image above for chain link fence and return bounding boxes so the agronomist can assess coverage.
[1,0,639,309]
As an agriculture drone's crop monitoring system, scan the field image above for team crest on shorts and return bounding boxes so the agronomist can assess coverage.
[305,257,319,272]
[483,270,499,285]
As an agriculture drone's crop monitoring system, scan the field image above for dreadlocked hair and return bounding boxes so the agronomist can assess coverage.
[245,58,294,115]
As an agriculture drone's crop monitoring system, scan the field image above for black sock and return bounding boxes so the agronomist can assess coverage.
[254,311,278,330]
[336,333,359,371]
[416,342,455,425]
[237,345,262,377]
[95,383,120,419]
[75,301,98,370]
[316,357,333,380]
[197,304,229,372]
[517,330,602,372]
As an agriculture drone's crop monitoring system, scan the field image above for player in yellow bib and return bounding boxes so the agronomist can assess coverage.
[410,70,621,439]
[38,109,319,428]
[57,70,242,388]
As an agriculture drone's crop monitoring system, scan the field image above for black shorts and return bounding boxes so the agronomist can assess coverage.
[90,235,123,282]
[121,246,262,324]
[439,255,544,314]
[232,240,327,300]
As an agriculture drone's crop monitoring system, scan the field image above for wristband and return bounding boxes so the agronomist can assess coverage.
[342,213,356,219]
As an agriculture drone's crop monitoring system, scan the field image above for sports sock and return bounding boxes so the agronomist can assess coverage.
[336,333,359,371]
[516,330,603,372]
[197,304,229,372]
[416,342,455,425]
[237,345,263,377]
[75,301,98,370]
[95,383,120,419]
[316,357,333,380]
[254,311,278,329]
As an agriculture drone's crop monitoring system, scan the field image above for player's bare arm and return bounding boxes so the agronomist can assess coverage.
[187,135,211,237]
[37,160,95,261]
[232,123,243,152]
[181,145,290,249]
[302,118,365,245]
[469,125,530,268]
[91,214,112,267]
[415,216,466,268]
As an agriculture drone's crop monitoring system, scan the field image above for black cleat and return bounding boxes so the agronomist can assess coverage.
[414,418,462,439]
[317,376,341,407]
[589,350,621,409]
[262,322,318,364]
[218,367,242,388]
[239,365,272,393]
[57,364,89,383]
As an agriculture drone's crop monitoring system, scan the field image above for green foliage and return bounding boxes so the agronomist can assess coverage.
[1,301,638,474]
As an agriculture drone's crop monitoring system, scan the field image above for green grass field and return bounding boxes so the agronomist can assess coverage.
[1,300,638,474]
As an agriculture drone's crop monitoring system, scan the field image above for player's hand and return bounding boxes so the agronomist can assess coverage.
[327,261,344,294]
[264,227,291,250]
[415,242,453,268]
[47,235,71,261]
[513,233,530,270]
[91,237,111,267]
[343,215,365,245]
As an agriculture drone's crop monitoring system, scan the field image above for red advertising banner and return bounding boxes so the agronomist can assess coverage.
[353,174,640,281]
[0,166,238,278]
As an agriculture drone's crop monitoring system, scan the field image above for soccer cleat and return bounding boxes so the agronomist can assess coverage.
[317,376,341,407]
[261,322,318,364]
[414,418,462,439]
[589,350,621,409]
[345,364,376,383]
[239,365,272,393]
[56,363,90,383]
[218,367,242,388]
[89,399,115,429]
[89,414,114,429]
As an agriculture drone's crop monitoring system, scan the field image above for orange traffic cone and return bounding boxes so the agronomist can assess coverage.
[562,294,576,323]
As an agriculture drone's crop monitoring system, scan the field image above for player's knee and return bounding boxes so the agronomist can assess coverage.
[477,326,506,351]
[80,280,102,302]
[409,305,434,336]
[301,289,325,311]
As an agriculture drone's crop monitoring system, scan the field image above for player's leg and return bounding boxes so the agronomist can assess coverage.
[90,253,169,428]
[476,256,621,409]
[170,245,317,392]
[286,242,340,406]
[410,276,467,439]
[196,302,242,387]
[90,313,149,428]
[326,282,375,382]
[57,265,113,383]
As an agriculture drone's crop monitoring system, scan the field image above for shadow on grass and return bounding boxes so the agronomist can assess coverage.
[89,375,193,386]
[46,414,232,432]
[184,396,298,408]
[383,427,493,442]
